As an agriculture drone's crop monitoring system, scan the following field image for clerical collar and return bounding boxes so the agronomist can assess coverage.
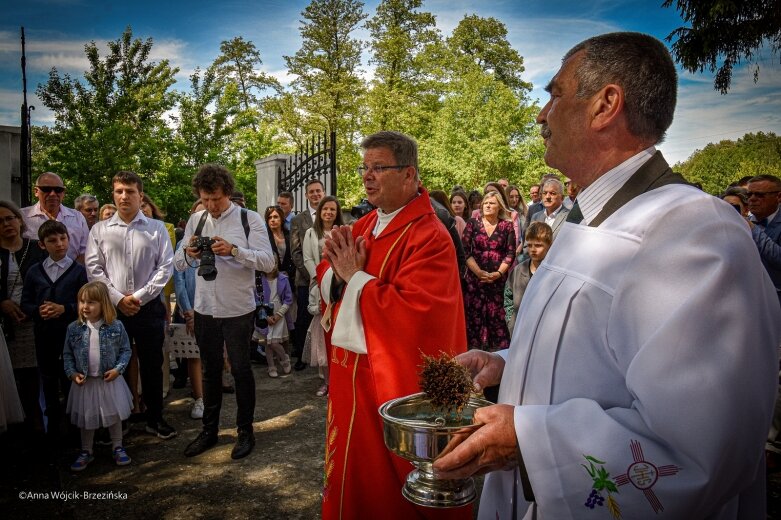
[373,194,421,237]
[577,146,656,225]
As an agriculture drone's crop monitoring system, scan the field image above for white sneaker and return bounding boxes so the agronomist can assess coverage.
[190,398,204,419]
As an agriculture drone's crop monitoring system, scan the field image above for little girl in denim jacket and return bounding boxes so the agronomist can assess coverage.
[63,281,133,471]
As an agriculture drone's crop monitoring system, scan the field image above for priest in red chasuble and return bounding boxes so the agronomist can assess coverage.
[317,131,469,520]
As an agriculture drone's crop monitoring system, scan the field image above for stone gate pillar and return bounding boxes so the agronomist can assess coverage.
[254,154,290,213]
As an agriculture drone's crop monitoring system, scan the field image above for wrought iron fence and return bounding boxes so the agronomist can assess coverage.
[277,131,336,213]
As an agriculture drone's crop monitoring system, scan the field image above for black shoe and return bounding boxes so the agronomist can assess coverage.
[128,412,146,423]
[293,360,307,371]
[145,419,178,440]
[184,430,218,457]
[222,385,235,394]
[231,430,255,460]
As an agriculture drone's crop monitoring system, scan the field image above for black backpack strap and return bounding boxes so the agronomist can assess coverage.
[194,210,209,237]
[241,208,250,239]
[239,207,264,299]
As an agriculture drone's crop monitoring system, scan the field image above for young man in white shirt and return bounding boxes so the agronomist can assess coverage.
[176,164,274,460]
[85,171,176,440]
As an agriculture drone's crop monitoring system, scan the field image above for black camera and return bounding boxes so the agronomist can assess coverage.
[255,302,275,328]
[194,236,218,281]
[351,198,375,219]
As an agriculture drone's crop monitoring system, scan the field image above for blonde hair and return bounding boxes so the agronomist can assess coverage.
[480,191,511,221]
[77,281,116,324]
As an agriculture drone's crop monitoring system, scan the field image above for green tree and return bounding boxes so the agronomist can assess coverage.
[446,15,532,94]
[34,26,178,207]
[674,132,781,193]
[363,0,441,136]
[212,36,281,128]
[664,0,781,93]
[282,0,367,146]
[419,66,539,191]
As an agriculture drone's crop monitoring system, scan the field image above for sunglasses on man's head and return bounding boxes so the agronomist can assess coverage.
[36,186,65,194]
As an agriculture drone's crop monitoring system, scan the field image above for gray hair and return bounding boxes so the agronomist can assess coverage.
[542,178,564,196]
[563,32,677,144]
[74,194,98,210]
[748,175,781,189]
[361,131,419,180]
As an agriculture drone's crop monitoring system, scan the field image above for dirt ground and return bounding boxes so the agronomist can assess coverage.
[2,360,780,519]
[1,362,328,520]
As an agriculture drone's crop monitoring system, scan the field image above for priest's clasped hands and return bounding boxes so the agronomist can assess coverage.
[323,225,367,284]
[433,350,520,479]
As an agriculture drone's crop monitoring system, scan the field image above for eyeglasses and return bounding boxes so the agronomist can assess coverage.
[747,191,780,198]
[0,215,18,225]
[356,165,409,175]
[36,186,65,194]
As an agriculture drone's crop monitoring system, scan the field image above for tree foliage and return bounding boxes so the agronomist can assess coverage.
[363,0,441,136]
[674,132,781,193]
[35,26,178,207]
[664,0,781,93]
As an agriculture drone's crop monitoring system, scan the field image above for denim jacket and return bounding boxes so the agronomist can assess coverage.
[62,320,131,378]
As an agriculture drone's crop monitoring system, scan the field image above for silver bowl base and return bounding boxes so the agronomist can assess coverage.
[402,462,476,508]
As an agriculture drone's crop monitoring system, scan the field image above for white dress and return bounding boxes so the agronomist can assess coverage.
[0,326,24,432]
[66,320,133,430]
[480,185,781,519]
[265,278,289,342]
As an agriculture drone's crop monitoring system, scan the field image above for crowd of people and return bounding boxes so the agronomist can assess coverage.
[1,29,780,520]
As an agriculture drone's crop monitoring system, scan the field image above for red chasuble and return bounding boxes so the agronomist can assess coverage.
[318,188,469,520]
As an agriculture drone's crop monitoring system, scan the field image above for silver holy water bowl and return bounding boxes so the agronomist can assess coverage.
[379,392,492,508]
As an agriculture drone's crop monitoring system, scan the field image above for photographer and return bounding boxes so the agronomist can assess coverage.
[175,164,274,460]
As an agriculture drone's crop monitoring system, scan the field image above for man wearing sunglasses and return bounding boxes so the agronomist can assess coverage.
[21,172,89,263]
[747,174,781,305]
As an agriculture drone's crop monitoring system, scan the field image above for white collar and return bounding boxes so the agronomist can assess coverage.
[43,256,73,270]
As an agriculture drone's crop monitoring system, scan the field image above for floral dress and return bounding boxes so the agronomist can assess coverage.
[462,217,516,351]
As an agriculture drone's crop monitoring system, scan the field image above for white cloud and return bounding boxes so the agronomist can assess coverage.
[0,88,56,126]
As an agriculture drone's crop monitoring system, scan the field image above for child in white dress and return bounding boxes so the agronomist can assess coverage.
[63,281,133,471]
[259,262,293,378]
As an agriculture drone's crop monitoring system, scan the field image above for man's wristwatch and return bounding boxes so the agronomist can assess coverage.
[230,244,239,257]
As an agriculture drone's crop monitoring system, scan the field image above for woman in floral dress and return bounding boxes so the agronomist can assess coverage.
[462,191,516,351]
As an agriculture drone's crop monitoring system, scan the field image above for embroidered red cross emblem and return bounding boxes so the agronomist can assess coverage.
[614,440,680,513]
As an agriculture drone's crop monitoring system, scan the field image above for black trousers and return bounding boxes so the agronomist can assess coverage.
[195,310,256,434]
[118,297,166,424]
[293,285,313,359]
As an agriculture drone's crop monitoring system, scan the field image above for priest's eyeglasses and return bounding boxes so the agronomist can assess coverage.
[356,165,409,175]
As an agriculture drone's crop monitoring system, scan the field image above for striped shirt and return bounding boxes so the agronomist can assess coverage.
[577,146,656,226]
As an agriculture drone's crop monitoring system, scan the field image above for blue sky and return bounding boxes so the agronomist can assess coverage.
[1,0,780,165]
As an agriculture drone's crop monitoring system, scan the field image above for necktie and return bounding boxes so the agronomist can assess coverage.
[566,201,583,224]
[757,218,769,227]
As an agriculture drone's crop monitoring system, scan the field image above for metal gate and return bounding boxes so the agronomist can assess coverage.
[277,131,337,213]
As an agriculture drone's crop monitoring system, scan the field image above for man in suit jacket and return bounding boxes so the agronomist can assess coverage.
[530,178,569,241]
[289,179,324,370]
[748,174,781,306]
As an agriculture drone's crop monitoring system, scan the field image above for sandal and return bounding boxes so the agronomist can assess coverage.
[316,384,329,397]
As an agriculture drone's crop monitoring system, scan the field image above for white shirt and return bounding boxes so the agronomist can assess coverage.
[174,203,274,318]
[87,319,103,377]
[576,146,656,225]
[21,203,89,260]
[85,211,174,307]
[543,204,564,227]
[43,256,73,283]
